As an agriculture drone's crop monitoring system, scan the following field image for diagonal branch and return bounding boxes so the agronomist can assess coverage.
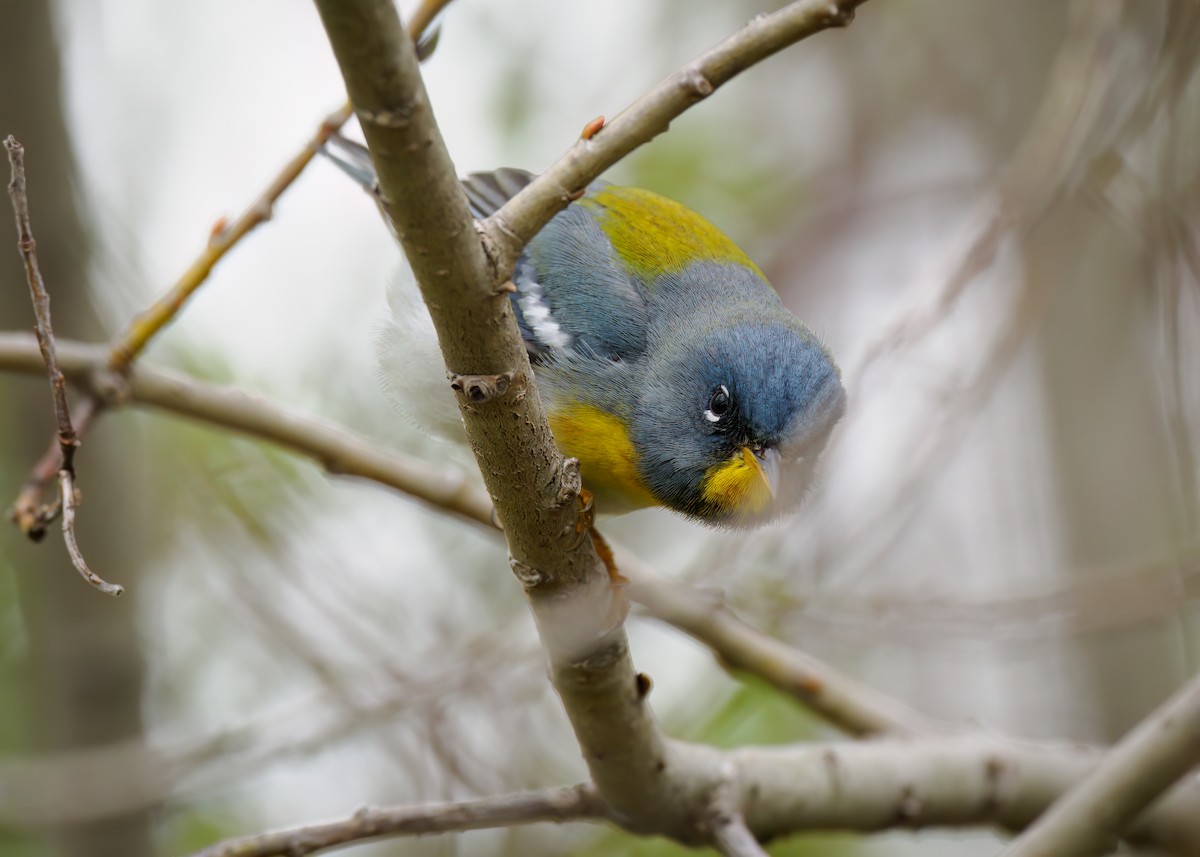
[480,0,869,274]
[102,0,453,372]
[103,104,349,373]
[998,671,1200,857]
[0,334,495,526]
[188,784,608,857]
[617,550,933,737]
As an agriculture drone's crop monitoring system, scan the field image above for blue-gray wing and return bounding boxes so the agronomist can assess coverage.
[323,140,650,364]
[463,171,649,363]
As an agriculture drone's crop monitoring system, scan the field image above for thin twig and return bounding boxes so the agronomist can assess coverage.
[7,102,353,525]
[187,784,607,857]
[103,103,353,373]
[998,671,1200,857]
[9,397,98,539]
[104,0,451,372]
[5,136,79,469]
[59,470,123,596]
[4,136,123,596]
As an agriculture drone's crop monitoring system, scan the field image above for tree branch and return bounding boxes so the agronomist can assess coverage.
[188,784,608,857]
[617,549,933,738]
[4,136,123,595]
[480,0,869,274]
[998,671,1200,857]
[102,105,349,373]
[104,0,454,373]
[4,137,76,467]
[727,736,1200,848]
[0,334,495,527]
[709,783,770,857]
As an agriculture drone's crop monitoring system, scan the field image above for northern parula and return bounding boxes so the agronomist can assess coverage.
[329,140,846,527]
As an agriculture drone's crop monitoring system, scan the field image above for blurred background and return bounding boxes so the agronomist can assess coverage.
[1,0,1198,855]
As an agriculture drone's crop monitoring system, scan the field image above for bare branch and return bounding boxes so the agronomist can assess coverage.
[101,0,451,372]
[58,469,123,596]
[998,673,1200,857]
[5,136,123,596]
[9,383,98,538]
[481,0,872,274]
[102,105,352,373]
[709,782,769,857]
[618,551,933,737]
[0,334,496,527]
[727,736,1200,848]
[7,728,1200,847]
[187,784,608,857]
[4,136,77,466]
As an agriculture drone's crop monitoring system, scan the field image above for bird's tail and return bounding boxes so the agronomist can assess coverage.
[374,266,468,442]
[324,135,533,442]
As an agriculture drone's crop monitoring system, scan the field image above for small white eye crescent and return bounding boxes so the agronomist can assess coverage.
[704,384,731,423]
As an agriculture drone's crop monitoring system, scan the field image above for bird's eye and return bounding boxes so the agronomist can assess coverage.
[704,385,731,423]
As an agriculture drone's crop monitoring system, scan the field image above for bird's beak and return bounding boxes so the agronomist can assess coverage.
[702,446,781,519]
[747,446,780,500]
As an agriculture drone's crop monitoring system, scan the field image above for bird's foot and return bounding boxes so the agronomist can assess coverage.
[567,489,629,628]
[588,525,630,628]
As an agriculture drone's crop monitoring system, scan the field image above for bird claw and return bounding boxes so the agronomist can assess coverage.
[587,523,630,628]
[566,488,595,550]
[565,489,629,626]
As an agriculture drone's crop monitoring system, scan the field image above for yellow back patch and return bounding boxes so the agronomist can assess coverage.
[549,404,657,513]
[702,448,773,519]
[580,186,762,280]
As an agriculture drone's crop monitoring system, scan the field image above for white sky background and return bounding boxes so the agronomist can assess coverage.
[42,1,1195,855]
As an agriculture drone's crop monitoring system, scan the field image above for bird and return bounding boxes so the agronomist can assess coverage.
[326,137,846,528]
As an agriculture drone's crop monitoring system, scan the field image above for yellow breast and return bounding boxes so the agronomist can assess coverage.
[548,404,658,514]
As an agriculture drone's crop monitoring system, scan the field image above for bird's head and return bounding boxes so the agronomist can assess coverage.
[632,309,845,527]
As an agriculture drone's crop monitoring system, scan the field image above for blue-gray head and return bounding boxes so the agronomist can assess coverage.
[631,297,846,527]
